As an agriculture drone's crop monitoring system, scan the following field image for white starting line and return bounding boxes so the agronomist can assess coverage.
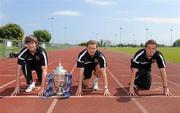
[1,95,180,99]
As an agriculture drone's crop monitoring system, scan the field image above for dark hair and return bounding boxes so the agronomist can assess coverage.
[25,35,38,44]
[145,39,157,47]
[86,40,97,47]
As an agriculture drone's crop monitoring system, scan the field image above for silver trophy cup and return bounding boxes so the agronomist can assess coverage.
[53,63,67,96]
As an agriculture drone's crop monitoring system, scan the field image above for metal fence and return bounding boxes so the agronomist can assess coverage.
[0,38,21,58]
[0,38,74,58]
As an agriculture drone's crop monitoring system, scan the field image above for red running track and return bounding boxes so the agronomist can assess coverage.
[0,47,180,113]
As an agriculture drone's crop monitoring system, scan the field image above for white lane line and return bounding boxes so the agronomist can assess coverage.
[70,63,76,74]
[82,88,104,91]
[0,66,16,72]
[46,63,76,113]
[0,66,8,67]
[107,68,149,113]
[1,95,180,99]
[117,74,130,77]
[151,82,161,85]
[153,73,180,88]
[0,76,24,89]
[0,74,16,77]
[46,99,58,113]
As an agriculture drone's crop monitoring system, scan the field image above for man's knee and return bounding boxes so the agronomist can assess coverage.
[94,64,102,78]
[140,78,151,89]
[136,83,151,90]
[135,74,151,90]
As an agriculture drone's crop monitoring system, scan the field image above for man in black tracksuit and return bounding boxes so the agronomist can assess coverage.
[12,35,48,96]
[76,40,110,96]
[129,40,172,96]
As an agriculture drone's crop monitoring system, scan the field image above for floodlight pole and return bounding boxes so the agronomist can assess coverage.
[49,17,54,43]
[170,29,173,46]
[120,27,122,45]
[64,25,67,44]
[146,28,149,41]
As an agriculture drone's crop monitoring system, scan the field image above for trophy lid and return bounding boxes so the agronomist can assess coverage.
[54,62,66,75]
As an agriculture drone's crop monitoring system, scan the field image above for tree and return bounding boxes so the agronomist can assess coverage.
[33,30,51,42]
[140,43,144,47]
[79,42,87,46]
[173,39,180,47]
[0,23,24,40]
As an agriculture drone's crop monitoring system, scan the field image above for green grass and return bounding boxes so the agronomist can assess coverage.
[45,44,71,51]
[108,47,180,64]
[0,43,3,58]
[159,47,180,64]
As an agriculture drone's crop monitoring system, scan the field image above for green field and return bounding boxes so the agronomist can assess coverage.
[1,43,179,64]
[45,44,72,51]
[108,47,180,64]
[0,43,3,58]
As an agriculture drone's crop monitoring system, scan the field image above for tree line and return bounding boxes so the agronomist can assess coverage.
[0,23,51,43]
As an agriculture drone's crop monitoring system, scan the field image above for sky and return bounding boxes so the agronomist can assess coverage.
[0,0,180,45]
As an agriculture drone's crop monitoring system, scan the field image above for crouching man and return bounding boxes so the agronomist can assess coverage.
[129,40,172,96]
[12,35,48,96]
[76,40,110,96]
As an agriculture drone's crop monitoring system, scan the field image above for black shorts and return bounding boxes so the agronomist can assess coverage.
[83,63,98,80]
[134,69,152,89]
